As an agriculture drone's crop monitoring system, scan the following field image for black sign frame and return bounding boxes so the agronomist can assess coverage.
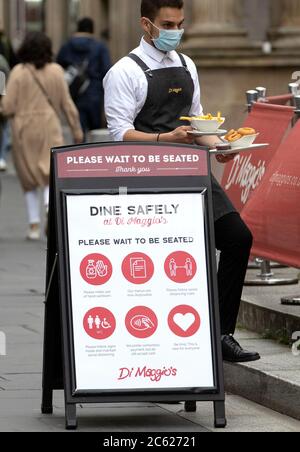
[42,142,227,430]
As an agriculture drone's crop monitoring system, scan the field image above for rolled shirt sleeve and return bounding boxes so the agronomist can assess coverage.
[104,59,146,142]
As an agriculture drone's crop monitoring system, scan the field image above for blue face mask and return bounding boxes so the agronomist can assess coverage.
[148,20,184,52]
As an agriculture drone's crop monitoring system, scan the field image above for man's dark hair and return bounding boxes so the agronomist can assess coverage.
[17,32,53,70]
[141,0,184,21]
[77,17,94,34]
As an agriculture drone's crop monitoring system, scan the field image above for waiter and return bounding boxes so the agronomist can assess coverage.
[104,0,260,363]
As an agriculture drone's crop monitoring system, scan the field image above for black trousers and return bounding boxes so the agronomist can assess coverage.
[214,213,253,335]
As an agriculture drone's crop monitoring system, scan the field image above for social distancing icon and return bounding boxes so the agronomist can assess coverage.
[165,252,197,283]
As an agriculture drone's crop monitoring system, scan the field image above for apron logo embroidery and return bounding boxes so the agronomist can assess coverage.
[169,88,183,94]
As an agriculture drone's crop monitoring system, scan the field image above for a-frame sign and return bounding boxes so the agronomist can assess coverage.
[42,142,226,430]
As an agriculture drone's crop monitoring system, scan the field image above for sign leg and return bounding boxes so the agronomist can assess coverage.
[65,404,78,430]
[41,388,53,415]
[184,401,197,412]
[214,401,227,428]
[42,254,63,416]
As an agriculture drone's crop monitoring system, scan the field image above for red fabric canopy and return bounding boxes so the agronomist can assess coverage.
[266,94,293,106]
[221,102,295,212]
[242,120,300,268]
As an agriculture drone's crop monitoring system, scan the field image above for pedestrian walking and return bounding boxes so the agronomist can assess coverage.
[0,29,18,173]
[1,32,83,241]
[0,28,18,69]
[57,17,111,137]
[104,0,260,363]
[0,53,10,172]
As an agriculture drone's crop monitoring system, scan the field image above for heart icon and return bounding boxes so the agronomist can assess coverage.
[173,313,196,332]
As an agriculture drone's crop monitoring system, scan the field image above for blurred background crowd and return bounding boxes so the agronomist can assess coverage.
[1,0,300,121]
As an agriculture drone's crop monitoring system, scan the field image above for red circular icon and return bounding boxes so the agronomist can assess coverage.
[168,305,201,338]
[80,254,112,286]
[83,307,116,340]
[122,253,154,285]
[125,306,158,339]
[165,251,197,284]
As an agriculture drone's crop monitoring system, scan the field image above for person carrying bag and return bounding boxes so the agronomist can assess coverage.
[2,32,83,241]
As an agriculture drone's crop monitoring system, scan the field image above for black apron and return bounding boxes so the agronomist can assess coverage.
[128,53,236,221]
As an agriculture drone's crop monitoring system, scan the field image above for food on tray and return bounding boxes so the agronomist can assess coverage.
[237,127,256,136]
[180,112,224,123]
[225,127,257,142]
[180,116,193,121]
[225,130,243,142]
[224,127,259,149]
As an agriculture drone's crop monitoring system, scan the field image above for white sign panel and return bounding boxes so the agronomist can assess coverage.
[66,193,215,391]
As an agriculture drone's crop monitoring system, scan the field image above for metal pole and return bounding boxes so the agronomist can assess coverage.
[245,260,299,286]
[288,83,299,95]
[289,83,299,107]
[246,90,259,113]
[248,258,286,270]
[256,86,267,101]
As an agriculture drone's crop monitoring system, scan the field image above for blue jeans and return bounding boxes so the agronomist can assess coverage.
[0,121,10,161]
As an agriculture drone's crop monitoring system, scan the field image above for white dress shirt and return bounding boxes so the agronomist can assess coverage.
[103,38,203,142]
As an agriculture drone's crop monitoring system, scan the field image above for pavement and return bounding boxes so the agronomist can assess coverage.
[0,159,300,432]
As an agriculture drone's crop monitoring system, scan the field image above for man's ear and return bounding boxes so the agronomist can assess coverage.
[141,17,150,34]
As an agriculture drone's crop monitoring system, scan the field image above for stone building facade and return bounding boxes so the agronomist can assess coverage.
[1,0,300,125]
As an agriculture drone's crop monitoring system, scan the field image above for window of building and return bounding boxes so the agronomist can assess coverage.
[25,0,45,32]
[68,0,80,34]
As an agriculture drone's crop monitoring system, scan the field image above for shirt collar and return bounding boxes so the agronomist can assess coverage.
[140,37,177,63]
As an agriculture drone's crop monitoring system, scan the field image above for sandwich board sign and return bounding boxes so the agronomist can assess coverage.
[42,142,226,430]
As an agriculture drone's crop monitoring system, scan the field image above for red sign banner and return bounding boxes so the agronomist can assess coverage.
[221,103,294,212]
[56,144,208,179]
[242,120,300,268]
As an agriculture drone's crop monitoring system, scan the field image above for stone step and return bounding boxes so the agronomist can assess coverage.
[224,330,300,421]
[240,267,300,341]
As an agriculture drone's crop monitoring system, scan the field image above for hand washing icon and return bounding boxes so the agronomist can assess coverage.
[86,260,108,279]
[80,254,112,286]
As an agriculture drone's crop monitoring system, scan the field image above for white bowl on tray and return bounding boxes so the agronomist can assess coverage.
[191,117,225,133]
[229,133,260,148]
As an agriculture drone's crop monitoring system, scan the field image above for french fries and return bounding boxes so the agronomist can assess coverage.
[179,116,193,121]
[180,112,224,123]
